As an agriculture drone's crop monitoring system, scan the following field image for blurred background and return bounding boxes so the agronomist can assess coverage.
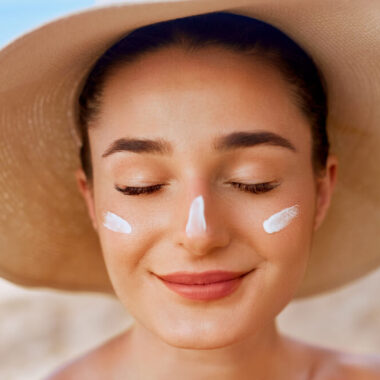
[1,1,380,379]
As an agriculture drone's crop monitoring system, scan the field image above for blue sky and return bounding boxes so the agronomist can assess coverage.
[0,0,94,47]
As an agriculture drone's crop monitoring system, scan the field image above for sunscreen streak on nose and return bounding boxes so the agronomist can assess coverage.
[263,205,299,234]
[103,211,132,234]
[185,195,207,237]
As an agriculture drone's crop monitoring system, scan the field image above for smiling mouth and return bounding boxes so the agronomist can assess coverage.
[154,269,254,301]
[154,269,253,285]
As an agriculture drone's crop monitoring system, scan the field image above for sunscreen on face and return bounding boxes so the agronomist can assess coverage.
[185,195,207,237]
[263,204,299,234]
[103,211,132,234]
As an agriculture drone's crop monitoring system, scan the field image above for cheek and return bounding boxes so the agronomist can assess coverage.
[238,200,315,308]
[103,211,132,234]
[237,184,316,270]
[262,204,300,234]
[262,205,313,269]
[94,202,152,287]
[262,206,315,300]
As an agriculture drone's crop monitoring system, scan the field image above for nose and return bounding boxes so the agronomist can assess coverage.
[177,192,230,256]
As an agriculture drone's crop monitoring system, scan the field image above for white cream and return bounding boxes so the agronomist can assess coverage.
[263,204,299,234]
[103,211,132,234]
[185,195,207,237]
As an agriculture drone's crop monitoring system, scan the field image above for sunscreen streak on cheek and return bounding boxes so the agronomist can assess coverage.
[185,195,207,237]
[263,204,300,234]
[103,211,132,234]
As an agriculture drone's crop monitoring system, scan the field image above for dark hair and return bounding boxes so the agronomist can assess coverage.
[78,11,329,184]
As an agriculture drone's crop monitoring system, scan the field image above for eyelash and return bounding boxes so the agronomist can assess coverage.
[115,182,279,196]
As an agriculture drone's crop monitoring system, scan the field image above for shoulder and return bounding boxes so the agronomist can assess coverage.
[325,351,380,380]
[44,331,130,380]
[311,344,380,379]
[282,335,380,380]
[43,347,107,380]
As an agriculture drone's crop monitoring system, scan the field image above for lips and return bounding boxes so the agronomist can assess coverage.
[154,270,250,285]
[155,269,254,301]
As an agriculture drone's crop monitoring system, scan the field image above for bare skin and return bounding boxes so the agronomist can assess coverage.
[47,46,379,379]
[47,323,380,379]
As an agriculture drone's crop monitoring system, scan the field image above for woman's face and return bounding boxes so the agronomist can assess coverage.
[77,46,336,348]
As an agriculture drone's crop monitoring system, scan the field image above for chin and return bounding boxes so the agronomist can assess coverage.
[155,318,247,350]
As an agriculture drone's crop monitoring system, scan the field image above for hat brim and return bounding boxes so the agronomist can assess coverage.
[0,0,379,298]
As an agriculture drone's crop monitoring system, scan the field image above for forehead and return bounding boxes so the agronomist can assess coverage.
[91,46,310,155]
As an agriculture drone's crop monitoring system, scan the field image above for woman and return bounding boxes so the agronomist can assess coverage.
[0,1,379,379]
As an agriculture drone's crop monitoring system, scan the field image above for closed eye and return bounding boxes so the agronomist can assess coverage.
[115,181,280,196]
[115,183,165,196]
[229,181,280,194]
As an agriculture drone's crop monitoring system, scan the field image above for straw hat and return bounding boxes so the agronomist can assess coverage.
[0,0,378,299]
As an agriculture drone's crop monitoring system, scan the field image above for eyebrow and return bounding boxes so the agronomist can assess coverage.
[101,130,297,158]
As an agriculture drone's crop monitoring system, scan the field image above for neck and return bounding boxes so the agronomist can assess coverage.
[122,319,300,379]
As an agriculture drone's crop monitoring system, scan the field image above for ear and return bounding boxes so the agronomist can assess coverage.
[313,154,339,232]
[75,168,98,232]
